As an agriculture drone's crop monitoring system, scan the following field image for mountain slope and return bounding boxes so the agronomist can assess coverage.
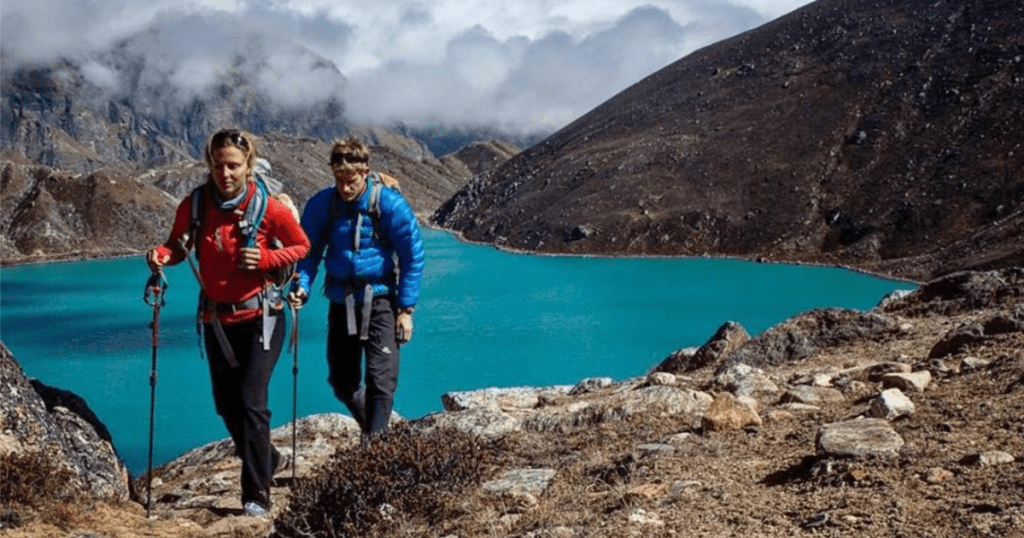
[433,0,1024,281]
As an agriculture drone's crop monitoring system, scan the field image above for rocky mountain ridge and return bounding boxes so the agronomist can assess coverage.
[0,134,518,265]
[433,0,1024,282]
[0,41,521,266]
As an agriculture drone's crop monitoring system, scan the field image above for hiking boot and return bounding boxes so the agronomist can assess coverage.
[243,501,269,518]
[271,447,291,475]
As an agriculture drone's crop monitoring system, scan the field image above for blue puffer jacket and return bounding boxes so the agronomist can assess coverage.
[296,179,425,309]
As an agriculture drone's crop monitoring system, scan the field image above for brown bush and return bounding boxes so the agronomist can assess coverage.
[273,424,500,538]
[0,450,83,530]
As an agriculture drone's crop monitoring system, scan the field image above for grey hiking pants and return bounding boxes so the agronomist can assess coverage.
[327,297,399,435]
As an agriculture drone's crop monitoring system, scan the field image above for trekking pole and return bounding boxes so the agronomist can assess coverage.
[288,278,300,484]
[143,269,168,519]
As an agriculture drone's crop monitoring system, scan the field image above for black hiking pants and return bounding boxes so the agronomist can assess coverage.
[204,310,284,509]
[327,297,399,435]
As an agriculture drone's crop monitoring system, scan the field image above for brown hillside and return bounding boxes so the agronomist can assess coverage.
[433,0,1024,281]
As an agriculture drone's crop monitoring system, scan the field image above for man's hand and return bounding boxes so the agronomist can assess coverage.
[396,309,414,344]
[239,247,261,270]
[147,249,169,273]
[287,287,308,309]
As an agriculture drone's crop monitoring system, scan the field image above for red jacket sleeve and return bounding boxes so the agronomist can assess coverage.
[150,196,193,266]
[256,197,311,272]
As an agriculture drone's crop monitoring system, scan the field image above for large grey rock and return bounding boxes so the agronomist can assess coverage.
[418,406,524,438]
[482,468,557,496]
[657,321,749,374]
[0,342,131,502]
[721,309,898,371]
[524,385,713,433]
[441,385,572,411]
[816,418,905,458]
[778,385,845,406]
[890,269,1024,316]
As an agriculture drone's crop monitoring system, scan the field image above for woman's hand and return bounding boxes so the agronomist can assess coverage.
[239,247,261,270]
[147,249,169,273]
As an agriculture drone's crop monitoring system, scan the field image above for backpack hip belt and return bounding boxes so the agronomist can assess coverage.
[201,283,284,367]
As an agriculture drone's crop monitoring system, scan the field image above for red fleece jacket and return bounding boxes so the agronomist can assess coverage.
[153,181,311,324]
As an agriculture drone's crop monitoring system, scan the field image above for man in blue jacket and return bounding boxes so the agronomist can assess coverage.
[288,137,425,437]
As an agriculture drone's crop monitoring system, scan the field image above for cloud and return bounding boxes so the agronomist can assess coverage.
[1,0,813,134]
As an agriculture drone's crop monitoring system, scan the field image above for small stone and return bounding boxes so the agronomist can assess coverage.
[625,483,668,501]
[924,467,953,484]
[665,432,695,444]
[766,409,796,422]
[669,480,703,493]
[628,508,665,526]
[977,451,1015,466]
[638,443,676,456]
[648,372,677,386]
[881,371,931,392]
[961,356,991,372]
[803,512,829,528]
[779,385,845,405]
[868,388,915,420]
[702,392,762,431]
[865,362,913,382]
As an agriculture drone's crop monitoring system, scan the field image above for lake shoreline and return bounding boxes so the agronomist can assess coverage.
[2,224,921,286]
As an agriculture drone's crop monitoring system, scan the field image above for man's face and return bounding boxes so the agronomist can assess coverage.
[334,167,368,201]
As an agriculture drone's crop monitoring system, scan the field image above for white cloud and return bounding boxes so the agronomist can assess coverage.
[1,0,814,134]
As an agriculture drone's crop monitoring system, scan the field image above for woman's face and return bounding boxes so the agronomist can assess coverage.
[210,145,250,199]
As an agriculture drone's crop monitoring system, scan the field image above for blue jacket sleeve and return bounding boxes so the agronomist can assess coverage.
[380,189,425,308]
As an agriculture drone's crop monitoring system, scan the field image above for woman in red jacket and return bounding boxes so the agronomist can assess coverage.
[146,129,310,518]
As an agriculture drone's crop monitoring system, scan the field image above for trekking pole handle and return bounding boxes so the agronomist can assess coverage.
[144,269,168,308]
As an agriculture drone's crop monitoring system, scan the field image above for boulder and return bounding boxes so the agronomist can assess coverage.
[816,418,905,458]
[868,388,916,420]
[0,342,131,502]
[721,309,898,370]
[701,392,762,432]
[657,321,749,374]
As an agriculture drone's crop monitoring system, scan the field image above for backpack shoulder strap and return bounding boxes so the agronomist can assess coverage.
[239,177,269,248]
[367,172,384,219]
[366,173,388,246]
[186,184,206,254]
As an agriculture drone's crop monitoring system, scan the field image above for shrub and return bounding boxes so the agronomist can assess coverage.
[0,450,82,530]
[274,424,497,538]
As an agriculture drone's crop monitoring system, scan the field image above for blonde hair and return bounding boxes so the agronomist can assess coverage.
[329,136,370,173]
[205,129,257,178]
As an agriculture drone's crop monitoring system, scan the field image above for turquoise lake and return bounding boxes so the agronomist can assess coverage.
[0,229,916,474]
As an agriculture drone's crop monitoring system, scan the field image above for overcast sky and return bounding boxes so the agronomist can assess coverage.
[1,0,813,134]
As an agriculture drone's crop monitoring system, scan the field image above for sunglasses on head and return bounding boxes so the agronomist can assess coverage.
[211,130,249,149]
[330,153,369,166]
